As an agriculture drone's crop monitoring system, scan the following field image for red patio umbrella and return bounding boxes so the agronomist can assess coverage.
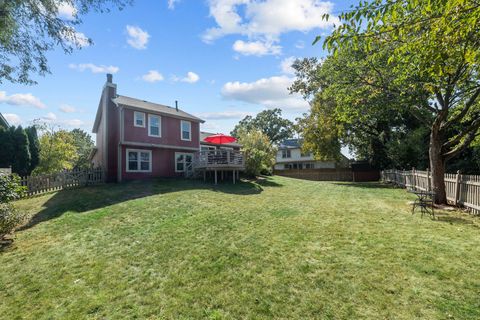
[203,133,237,144]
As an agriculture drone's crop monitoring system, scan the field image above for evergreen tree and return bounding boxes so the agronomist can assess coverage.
[11,126,30,176]
[25,126,40,174]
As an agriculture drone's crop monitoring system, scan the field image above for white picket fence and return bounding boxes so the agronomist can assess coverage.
[382,169,480,214]
[19,168,104,197]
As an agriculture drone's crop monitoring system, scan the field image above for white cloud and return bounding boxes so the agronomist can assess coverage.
[61,27,91,48]
[58,2,77,20]
[59,104,76,113]
[41,112,57,122]
[69,63,119,74]
[168,0,180,9]
[203,0,338,50]
[232,40,281,56]
[198,110,252,120]
[41,112,85,127]
[3,113,21,126]
[141,70,164,83]
[0,91,46,109]
[295,40,305,49]
[126,25,150,50]
[174,72,200,83]
[221,75,308,111]
[280,56,296,75]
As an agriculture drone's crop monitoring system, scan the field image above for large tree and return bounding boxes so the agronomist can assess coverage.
[34,128,78,175]
[318,0,480,204]
[0,0,130,84]
[231,108,294,145]
[25,126,40,174]
[70,128,94,169]
[291,50,431,168]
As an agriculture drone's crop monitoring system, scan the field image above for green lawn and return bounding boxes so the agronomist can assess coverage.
[1,176,480,319]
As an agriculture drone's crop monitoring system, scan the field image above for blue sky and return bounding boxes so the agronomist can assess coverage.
[0,0,357,138]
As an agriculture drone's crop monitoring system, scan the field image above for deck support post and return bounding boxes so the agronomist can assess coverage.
[203,170,206,182]
[214,169,217,185]
[233,170,236,184]
[221,170,224,181]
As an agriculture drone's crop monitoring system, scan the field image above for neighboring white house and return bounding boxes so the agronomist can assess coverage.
[274,139,347,170]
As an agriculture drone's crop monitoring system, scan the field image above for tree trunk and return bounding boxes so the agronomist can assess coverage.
[429,130,447,204]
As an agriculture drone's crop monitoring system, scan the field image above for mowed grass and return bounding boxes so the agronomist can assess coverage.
[1,176,480,319]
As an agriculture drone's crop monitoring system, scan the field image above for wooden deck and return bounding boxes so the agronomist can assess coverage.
[189,150,245,184]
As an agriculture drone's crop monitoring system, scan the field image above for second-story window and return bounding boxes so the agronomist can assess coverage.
[282,149,291,158]
[181,120,191,141]
[134,111,145,127]
[148,114,161,137]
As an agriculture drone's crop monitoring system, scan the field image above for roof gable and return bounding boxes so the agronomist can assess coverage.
[113,95,204,123]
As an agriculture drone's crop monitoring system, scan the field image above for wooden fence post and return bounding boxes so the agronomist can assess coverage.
[454,170,461,206]
[426,168,431,192]
[412,167,416,190]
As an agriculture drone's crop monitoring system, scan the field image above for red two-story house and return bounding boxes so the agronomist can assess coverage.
[91,74,205,182]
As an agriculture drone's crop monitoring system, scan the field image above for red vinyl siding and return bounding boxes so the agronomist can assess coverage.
[123,108,200,149]
[121,146,186,180]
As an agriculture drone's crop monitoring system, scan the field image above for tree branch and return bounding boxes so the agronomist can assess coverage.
[443,86,480,130]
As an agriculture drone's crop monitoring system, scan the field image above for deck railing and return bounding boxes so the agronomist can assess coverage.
[192,150,245,169]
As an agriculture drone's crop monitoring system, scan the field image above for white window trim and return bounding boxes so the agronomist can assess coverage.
[134,111,145,128]
[148,114,161,137]
[180,120,192,141]
[175,152,193,173]
[282,149,291,158]
[126,149,152,173]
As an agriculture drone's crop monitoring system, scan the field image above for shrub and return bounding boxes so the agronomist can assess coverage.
[237,129,277,177]
[0,203,25,239]
[0,173,25,203]
[0,173,26,240]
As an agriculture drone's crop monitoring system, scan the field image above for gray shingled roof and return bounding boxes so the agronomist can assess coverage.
[113,95,204,123]
[278,139,302,149]
[0,112,10,129]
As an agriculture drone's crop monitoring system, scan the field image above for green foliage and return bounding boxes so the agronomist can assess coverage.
[0,173,26,239]
[70,128,94,169]
[25,126,40,174]
[231,108,294,144]
[318,0,480,201]
[237,129,277,177]
[0,0,131,84]
[0,173,25,203]
[0,203,25,239]
[0,126,31,176]
[34,128,78,175]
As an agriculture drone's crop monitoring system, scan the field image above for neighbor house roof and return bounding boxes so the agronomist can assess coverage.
[200,131,242,148]
[0,113,10,129]
[278,139,303,149]
[113,95,204,123]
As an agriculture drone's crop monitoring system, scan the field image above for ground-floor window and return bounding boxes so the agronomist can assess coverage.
[126,149,152,172]
[284,162,314,170]
[175,152,193,172]
[305,163,314,169]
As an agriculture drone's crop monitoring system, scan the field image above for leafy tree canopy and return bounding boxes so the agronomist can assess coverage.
[231,108,295,145]
[237,129,277,177]
[313,0,480,203]
[0,0,131,84]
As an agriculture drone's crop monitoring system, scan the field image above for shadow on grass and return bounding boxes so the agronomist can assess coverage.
[434,213,480,229]
[17,177,274,232]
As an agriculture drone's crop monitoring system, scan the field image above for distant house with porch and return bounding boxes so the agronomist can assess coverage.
[90,74,244,183]
[274,139,349,171]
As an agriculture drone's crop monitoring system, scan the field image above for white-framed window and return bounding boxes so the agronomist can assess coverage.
[148,114,161,137]
[181,120,191,141]
[175,152,193,173]
[305,163,314,169]
[134,111,145,127]
[126,149,152,172]
[282,149,291,158]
